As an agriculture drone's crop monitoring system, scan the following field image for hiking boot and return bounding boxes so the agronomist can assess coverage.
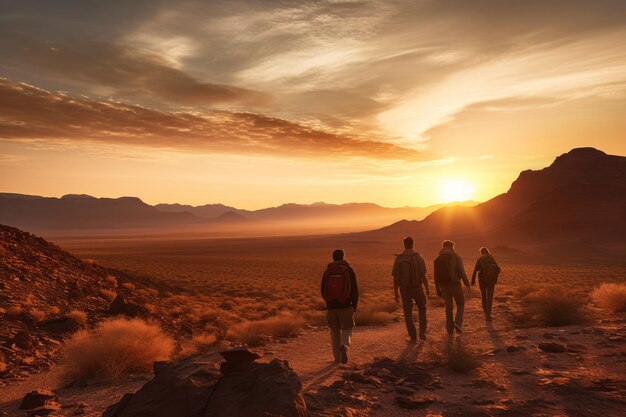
[454,324,463,334]
[485,315,493,322]
[340,345,348,364]
[419,332,427,341]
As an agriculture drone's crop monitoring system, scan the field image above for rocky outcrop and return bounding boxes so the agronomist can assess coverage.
[107,295,148,317]
[103,349,309,417]
[19,389,61,415]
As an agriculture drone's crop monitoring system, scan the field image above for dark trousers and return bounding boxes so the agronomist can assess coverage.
[479,280,496,317]
[440,284,465,333]
[400,287,427,340]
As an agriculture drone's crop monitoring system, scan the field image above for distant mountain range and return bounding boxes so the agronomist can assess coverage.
[155,201,476,223]
[0,192,474,232]
[360,147,626,245]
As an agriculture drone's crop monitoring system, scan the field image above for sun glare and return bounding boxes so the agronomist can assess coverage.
[440,179,475,203]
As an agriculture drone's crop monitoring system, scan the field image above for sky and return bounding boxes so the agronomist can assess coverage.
[1,0,625,209]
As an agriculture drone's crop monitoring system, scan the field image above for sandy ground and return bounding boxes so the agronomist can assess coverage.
[2,292,625,417]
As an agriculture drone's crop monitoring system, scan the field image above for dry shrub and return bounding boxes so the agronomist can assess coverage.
[181,332,218,355]
[430,339,480,373]
[6,305,23,317]
[227,313,304,346]
[83,259,98,266]
[0,360,6,373]
[48,306,61,315]
[200,309,219,322]
[355,306,394,326]
[29,308,47,322]
[516,287,584,327]
[99,289,117,301]
[146,288,159,296]
[104,275,118,287]
[592,283,626,313]
[66,310,88,325]
[120,282,136,291]
[62,318,173,382]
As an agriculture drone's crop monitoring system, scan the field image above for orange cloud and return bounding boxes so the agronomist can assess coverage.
[0,78,424,161]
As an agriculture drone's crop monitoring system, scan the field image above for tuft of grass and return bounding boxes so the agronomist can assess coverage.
[0,360,6,373]
[29,308,47,322]
[514,287,584,327]
[120,282,136,291]
[61,318,173,383]
[181,332,218,355]
[6,305,23,317]
[430,339,480,373]
[355,305,394,326]
[66,310,88,325]
[226,312,304,346]
[48,306,61,315]
[99,289,117,301]
[104,275,118,287]
[592,283,626,313]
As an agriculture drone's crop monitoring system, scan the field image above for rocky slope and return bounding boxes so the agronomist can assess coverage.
[0,225,183,383]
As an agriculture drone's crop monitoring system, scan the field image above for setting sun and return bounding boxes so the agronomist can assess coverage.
[440,180,475,203]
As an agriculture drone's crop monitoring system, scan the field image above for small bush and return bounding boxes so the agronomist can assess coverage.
[592,283,626,313]
[516,287,584,327]
[104,275,118,287]
[6,305,23,317]
[62,318,173,382]
[445,341,480,373]
[355,306,394,326]
[0,360,6,373]
[181,332,218,355]
[48,306,61,315]
[99,289,117,301]
[66,310,88,325]
[227,313,304,346]
[120,282,136,291]
[29,308,47,322]
[430,339,480,373]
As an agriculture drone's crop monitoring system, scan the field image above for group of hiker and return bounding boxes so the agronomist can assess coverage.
[321,238,501,364]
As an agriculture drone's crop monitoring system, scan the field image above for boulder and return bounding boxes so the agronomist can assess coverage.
[103,349,309,417]
[107,295,147,317]
[395,395,435,409]
[538,342,567,353]
[38,317,81,334]
[6,331,36,349]
[19,390,59,410]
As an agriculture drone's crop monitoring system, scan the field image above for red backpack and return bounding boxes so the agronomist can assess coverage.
[323,262,351,303]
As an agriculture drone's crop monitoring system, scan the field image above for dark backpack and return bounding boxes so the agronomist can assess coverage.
[396,253,418,288]
[483,258,501,284]
[434,253,456,286]
[323,263,351,303]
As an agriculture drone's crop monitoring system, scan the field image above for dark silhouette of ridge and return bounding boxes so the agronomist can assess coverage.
[364,147,626,243]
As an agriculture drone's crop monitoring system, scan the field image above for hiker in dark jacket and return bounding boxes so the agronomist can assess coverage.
[471,247,501,321]
[321,249,359,364]
[392,236,430,341]
[434,240,471,335]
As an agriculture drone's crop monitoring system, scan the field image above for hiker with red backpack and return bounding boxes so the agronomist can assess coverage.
[471,247,501,322]
[434,240,471,335]
[321,249,359,364]
[392,236,430,341]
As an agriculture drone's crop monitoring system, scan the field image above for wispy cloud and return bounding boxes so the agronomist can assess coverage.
[0,78,426,161]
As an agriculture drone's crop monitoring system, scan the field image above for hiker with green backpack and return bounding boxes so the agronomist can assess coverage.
[321,249,359,364]
[471,247,501,321]
[434,240,471,335]
[392,237,430,341]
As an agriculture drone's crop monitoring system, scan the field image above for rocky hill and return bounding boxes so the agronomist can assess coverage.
[365,148,626,245]
[0,225,183,382]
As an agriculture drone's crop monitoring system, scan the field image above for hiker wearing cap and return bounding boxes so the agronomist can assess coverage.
[321,249,359,364]
[434,240,471,335]
[392,236,430,341]
[471,247,501,321]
